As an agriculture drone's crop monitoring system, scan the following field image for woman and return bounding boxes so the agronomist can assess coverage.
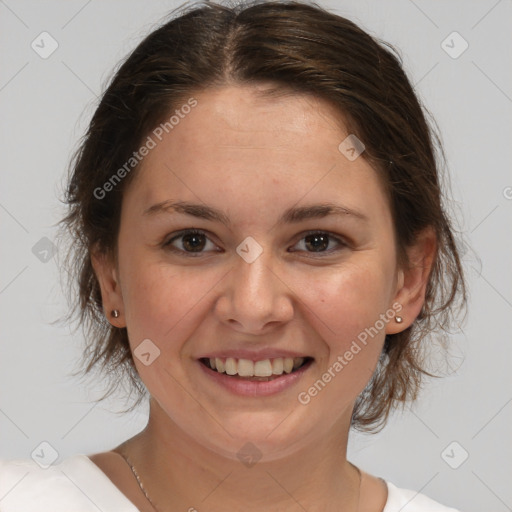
[0,1,466,510]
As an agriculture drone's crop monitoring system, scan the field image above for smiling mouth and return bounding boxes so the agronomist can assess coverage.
[199,356,313,381]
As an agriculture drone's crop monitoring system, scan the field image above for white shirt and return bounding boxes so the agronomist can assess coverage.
[0,455,461,511]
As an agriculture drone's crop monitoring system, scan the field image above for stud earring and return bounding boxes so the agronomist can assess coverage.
[395,316,403,323]
[111,309,120,318]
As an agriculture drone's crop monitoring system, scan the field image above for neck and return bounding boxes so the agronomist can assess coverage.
[119,398,360,512]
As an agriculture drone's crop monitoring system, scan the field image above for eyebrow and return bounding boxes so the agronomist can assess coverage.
[142,200,368,225]
[279,203,368,224]
[144,200,231,224]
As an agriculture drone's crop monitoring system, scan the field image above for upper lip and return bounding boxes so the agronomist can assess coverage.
[196,349,312,361]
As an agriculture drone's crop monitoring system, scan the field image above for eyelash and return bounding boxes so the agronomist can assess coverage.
[163,229,219,257]
[162,229,347,257]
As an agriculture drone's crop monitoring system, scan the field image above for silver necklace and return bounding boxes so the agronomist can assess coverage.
[116,450,362,512]
[116,450,160,512]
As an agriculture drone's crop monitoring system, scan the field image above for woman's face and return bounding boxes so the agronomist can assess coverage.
[97,84,406,460]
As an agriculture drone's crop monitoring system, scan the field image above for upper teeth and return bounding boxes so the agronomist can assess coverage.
[208,357,305,377]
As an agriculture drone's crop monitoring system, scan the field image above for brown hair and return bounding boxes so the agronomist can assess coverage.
[56,0,466,432]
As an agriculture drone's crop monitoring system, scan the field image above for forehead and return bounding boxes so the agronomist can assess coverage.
[123,84,390,224]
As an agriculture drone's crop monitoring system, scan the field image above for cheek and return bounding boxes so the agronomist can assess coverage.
[300,258,393,331]
[120,256,225,353]
[119,262,220,400]
[291,266,392,412]
[292,258,394,378]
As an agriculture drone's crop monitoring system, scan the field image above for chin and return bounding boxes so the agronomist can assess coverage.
[190,408,320,463]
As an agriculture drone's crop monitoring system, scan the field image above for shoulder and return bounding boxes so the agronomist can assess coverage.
[0,455,138,511]
[383,480,461,512]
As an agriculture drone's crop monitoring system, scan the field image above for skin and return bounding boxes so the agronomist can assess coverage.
[91,83,436,512]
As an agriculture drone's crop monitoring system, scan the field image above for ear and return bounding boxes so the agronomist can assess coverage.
[386,226,437,334]
[90,246,126,328]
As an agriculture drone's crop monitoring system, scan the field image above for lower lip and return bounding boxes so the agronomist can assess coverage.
[197,359,313,397]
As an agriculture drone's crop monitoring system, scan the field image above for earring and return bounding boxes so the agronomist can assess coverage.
[111,309,120,318]
[395,316,403,323]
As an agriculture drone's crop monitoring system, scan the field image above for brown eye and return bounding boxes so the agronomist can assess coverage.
[181,232,206,252]
[164,229,218,255]
[291,231,345,254]
[304,233,330,252]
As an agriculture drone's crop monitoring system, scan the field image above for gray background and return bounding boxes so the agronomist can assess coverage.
[1,1,511,511]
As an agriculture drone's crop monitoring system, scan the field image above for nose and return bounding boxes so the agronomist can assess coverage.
[213,247,295,334]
